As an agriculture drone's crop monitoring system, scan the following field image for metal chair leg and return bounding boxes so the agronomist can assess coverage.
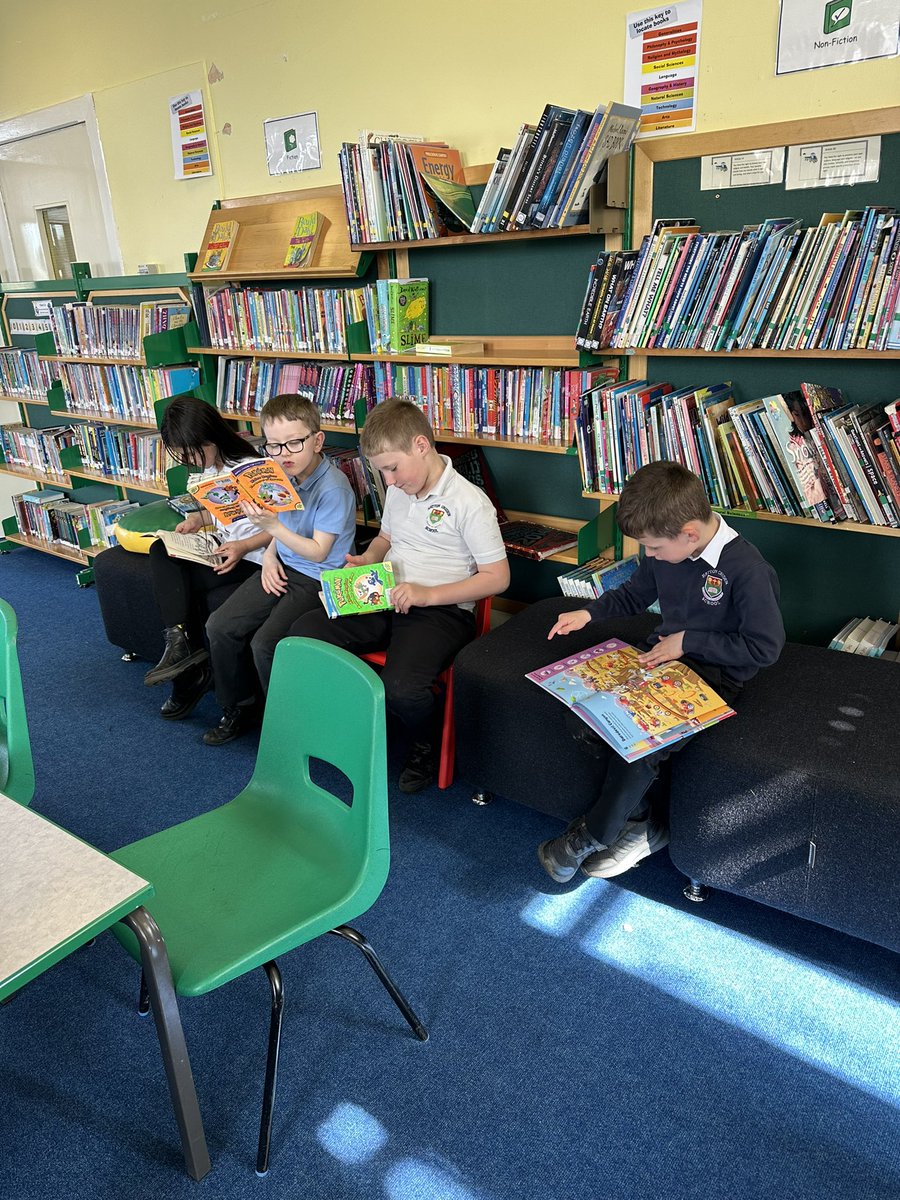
[121,907,211,1181]
[138,970,150,1016]
[329,925,428,1042]
[255,960,284,1178]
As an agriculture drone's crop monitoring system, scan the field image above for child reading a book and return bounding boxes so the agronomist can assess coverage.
[538,460,785,883]
[144,397,271,720]
[290,398,510,792]
[202,394,356,745]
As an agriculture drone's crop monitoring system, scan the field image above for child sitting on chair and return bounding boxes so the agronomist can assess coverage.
[538,461,785,883]
[202,394,357,745]
[291,397,510,792]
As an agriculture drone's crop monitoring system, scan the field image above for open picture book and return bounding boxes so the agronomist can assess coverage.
[154,527,227,568]
[318,561,395,619]
[527,638,735,762]
[187,458,303,525]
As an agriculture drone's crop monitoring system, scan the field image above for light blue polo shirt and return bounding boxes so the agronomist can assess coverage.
[276,456,356,580]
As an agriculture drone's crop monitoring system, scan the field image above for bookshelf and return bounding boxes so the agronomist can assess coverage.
[587,106,900,641]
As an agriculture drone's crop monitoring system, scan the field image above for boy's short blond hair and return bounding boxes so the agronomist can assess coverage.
[259,393,321,434]
[616,461,712,539]
[359,397,435,457]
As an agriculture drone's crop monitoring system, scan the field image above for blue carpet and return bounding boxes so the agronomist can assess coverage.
[1,548,899,1200]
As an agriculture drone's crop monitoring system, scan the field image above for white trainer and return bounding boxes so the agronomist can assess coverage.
[580,819,669,879]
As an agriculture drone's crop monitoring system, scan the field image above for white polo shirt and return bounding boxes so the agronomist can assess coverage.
[381,455,507,609]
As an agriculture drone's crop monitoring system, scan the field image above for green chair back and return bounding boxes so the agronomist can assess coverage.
[0,599,35,807]
[111,637,390,995]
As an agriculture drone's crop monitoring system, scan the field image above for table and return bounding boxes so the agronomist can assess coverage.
[0,793,211,1180]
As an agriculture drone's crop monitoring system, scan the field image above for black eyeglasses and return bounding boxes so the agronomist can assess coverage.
[263,435,312,456]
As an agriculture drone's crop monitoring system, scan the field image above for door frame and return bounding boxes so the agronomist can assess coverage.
[0,94,122,282]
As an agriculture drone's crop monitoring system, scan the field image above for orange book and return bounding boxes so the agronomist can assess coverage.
[187,458,303,525]
[198,219,239,272]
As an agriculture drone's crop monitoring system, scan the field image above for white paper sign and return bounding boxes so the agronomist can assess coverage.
[32,300,53,317]
[9,319,52,335]
[169,91,212,180]
[264,112,321,176]
[701,148,785,190]
[624,2,703,138]
[777,0,899,74]
[785,136,881,188]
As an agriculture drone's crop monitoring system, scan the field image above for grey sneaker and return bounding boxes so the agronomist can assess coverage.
[581,819,669,879]
[538,819,606,883]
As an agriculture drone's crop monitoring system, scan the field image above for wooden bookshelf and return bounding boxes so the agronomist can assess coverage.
[503,509,595,565]
[53,410,161,431]
[351,334,589,368]
[2,531,90,564]
[603,347,900,360]
[187,346,350,363]
[216,411,358,437]
[0,462,72,488]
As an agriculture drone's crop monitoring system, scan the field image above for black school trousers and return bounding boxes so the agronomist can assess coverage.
[290,603,476,743]
[148,538,259,632]
[576,653,743,848]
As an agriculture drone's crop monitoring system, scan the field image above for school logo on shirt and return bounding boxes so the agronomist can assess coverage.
[427,503,449,527]
[702,570,726,605]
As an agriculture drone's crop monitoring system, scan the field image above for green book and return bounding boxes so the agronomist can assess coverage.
[388,278,429,353]
[318,561,396,618]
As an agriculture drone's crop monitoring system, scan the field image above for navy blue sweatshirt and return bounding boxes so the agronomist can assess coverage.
[586,527,785,683]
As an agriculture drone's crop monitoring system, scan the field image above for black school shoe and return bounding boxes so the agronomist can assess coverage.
[202,702,262,746]
[398,742,436,793]
[160,664,213,720]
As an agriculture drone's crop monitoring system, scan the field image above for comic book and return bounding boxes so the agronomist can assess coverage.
[187,458,303,525]
[319,561,395,618]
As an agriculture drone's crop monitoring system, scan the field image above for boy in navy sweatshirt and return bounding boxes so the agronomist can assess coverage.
[538,461,785,883]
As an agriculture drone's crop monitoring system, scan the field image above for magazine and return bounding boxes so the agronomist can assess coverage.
[318,561,395,618]
[527,638,735,762]
[187,458,303,526]
[154,527,227,567]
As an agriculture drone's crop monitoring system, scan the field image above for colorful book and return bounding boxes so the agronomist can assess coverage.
[527,638,736,762]
[499,520,577,561]
[387,279,429,353]
[198,219,239,273]
[283,211,326,269]
[187,458,303,525]
[319,561,395,618]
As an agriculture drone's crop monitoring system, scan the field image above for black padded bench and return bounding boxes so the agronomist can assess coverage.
[454,596,900,955]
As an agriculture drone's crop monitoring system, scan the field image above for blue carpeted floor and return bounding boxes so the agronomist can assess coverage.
[2,548,899,1200]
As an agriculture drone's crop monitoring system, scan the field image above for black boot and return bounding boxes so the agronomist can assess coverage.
[144,625,208,687]
[398,742,436,793]
[160,664,212,721]
[537,818,606,883]
[202,704,261,746]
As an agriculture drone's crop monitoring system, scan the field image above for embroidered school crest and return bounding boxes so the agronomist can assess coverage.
[702,571,725,604]
[427,503,449,527]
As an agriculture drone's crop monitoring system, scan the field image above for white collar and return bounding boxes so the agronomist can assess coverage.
[693,515,738,568]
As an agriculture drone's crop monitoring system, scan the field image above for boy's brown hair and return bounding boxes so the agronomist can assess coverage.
[359,397,435,457]
[616,461,712,539]
[259,393,321,434]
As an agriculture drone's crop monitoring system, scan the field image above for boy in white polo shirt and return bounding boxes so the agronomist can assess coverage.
[291,397,510,792]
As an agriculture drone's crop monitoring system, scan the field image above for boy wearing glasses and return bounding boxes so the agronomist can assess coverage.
[203,394,356,745]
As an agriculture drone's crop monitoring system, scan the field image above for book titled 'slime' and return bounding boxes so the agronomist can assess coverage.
[283,211,326,268]
[319,561,395,618]
[388,279,429,353]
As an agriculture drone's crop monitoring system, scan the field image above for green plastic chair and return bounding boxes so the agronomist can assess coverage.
[0,598,35,807]
[109,637,427,1175]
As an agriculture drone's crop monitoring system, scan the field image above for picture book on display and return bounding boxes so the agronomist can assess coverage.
[283,211,326,269]
[319,561,395,619]
[198,219,239,272]
[499,520,578,561]
[187,458,303,525]
[527,639,735,762]
[153,526,227,568]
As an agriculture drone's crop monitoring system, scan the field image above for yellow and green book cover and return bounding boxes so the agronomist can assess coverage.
[388,279,429,353]
[283,211,326,269]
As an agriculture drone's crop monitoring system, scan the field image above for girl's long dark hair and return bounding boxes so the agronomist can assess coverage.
[160,396,256,468]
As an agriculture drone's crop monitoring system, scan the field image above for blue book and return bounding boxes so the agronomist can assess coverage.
[533,110,591,227]
[725,218,800,348]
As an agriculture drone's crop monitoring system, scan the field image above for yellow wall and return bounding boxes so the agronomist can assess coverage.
[1,1,896,272]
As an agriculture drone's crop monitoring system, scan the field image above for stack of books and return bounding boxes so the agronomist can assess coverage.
[581,206,900,353]
[556,555,640,599]
[829,615,899,657]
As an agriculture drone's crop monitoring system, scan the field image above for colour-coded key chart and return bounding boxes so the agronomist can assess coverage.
[169,90,213,180]
[625,3,703,138]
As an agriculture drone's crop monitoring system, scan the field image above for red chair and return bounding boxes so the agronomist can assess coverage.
[362,596,492,789]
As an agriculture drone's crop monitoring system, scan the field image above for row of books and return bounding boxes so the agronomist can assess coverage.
[556,554,640,600]
[0,423,77,477]
[202,283,367,355]
[11,489,139,552]
[57,363,200,425]
[71,423,168,489]
[371,362,618,446]
[472,100,641,234]
[829,615,899,657]
[360,278,429,354]
[574,376,900,529]
[215,360,372,424]
[48,301,193,360]
[0,347,58,401]
[323,445,383,519]
[580,207,900,353]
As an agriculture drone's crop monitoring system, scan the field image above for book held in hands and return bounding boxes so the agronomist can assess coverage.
[154,527,228,568]
[188,458,303,525]
[319,561,395,619]
[527,638,735,762]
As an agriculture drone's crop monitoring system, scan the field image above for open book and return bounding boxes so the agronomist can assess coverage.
[319,561,395,619]
[527,638,735,762]
[154,527,227,568]
[187,458,303,526]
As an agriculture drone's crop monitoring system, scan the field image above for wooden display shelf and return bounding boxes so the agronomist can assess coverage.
[0,393,49,405]
[504,509,591,565]
[68,468,170,496]
[217,411,357,436]
[55,410,160,430]
[603,347,900,360]
[356,333,599,369]
[355,224,598,253]
[187,346,350,362]
[39,354,157,367]
[0,462,72,488]
[3,531,90,565]
[434,429,573,455]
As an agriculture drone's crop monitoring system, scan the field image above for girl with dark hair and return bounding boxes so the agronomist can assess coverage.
[144,396,271,719]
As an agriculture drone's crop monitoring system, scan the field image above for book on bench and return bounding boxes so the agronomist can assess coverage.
[527,638,735,762]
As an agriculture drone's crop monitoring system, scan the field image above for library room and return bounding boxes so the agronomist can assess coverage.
[0,2,898,1196]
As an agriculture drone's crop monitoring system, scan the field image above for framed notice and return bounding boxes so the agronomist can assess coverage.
[625,2,704,138]
[785,136,881,188]
[701,148,785,190]
[264,112,321,176]
[777,0,899,74]
[169,91,212,180]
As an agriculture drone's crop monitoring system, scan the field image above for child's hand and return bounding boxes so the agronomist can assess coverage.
[548,609,592,639]
[390,582,429,614]
[241,499,280,533]
[261,553,288,596]
[638,631,685,667]
[212,540,245,574]
[175,512,205,534]
[344,552,369,567]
